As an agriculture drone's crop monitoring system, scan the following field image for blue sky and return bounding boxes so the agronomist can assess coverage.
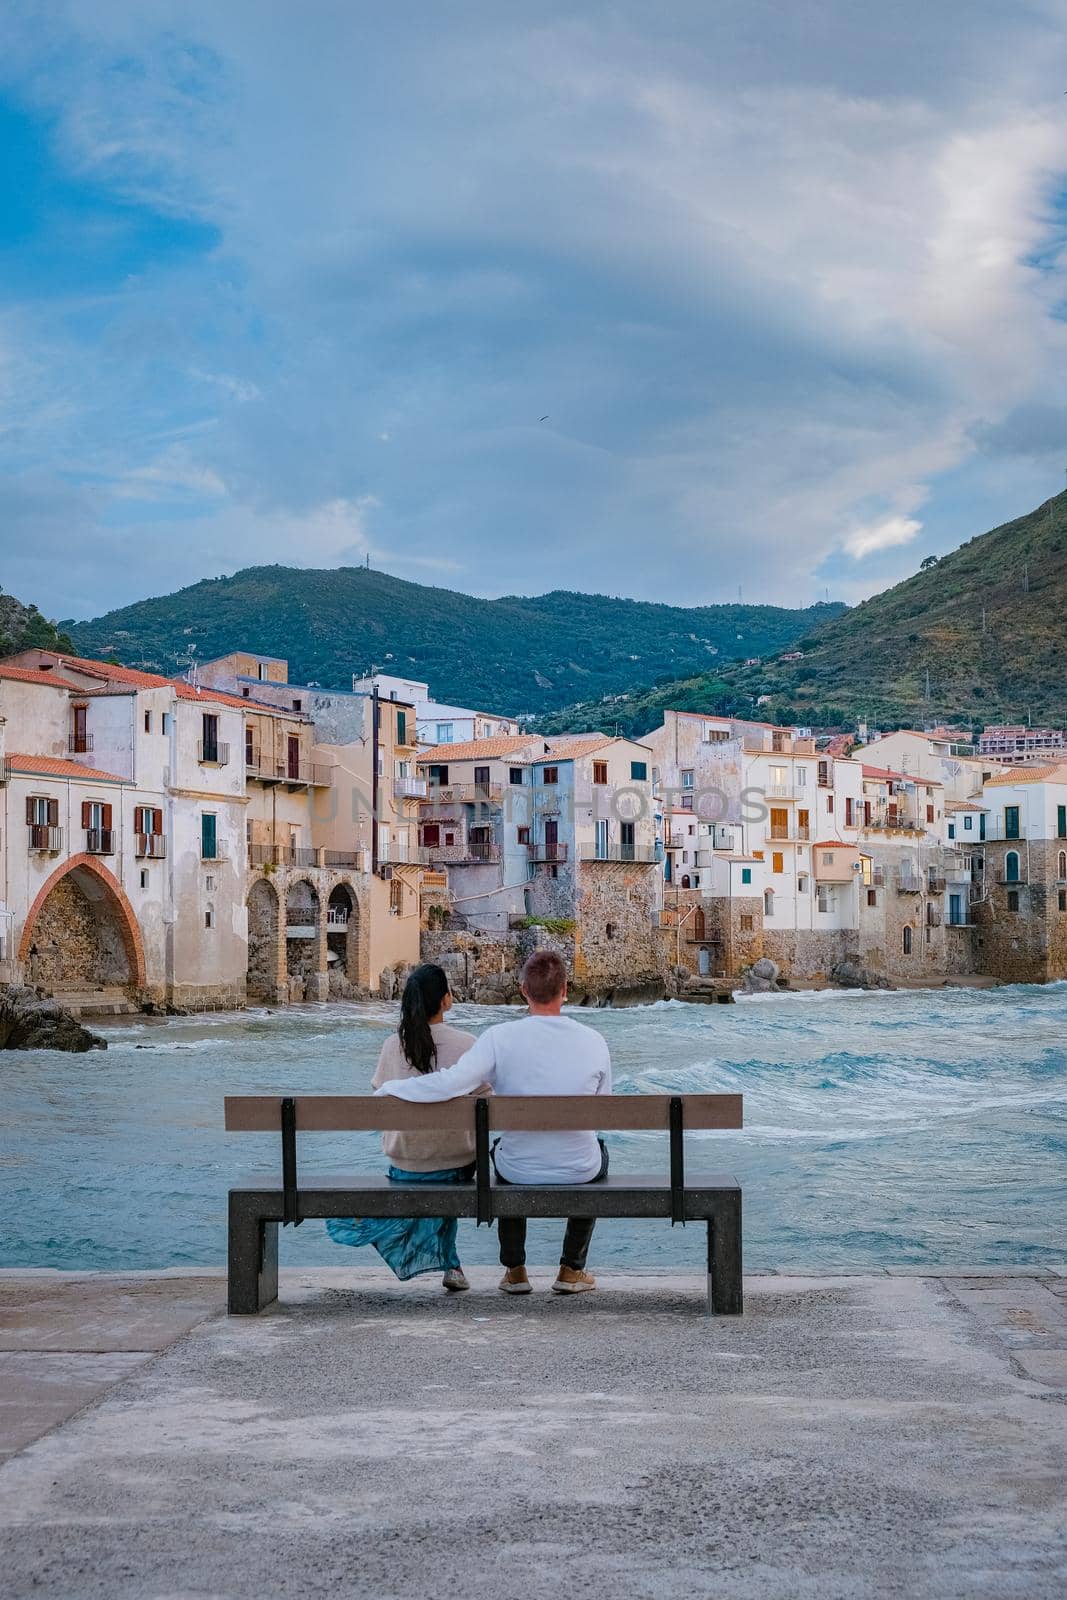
[1,1,1066,621]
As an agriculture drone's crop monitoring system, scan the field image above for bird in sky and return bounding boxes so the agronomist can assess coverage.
[540,414,549,422]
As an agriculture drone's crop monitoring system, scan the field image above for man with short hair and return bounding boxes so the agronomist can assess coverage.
[376,949,612,1294]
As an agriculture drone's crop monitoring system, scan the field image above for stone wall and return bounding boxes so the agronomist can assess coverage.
[25,876,131,991]
[574,863,664,988]
[975,839,1067,982]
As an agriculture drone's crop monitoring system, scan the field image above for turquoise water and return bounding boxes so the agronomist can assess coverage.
[1,985,1065,1272]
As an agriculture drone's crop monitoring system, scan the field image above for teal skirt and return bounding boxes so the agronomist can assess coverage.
[325,1163,476,1280]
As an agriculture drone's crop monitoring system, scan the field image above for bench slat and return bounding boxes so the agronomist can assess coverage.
[224,1092,742,1133]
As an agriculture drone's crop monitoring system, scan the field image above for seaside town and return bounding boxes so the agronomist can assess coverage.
[1,641,1065,1021]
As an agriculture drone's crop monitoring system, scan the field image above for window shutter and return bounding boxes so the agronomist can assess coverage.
[48,798,59,827]
[25,797,34,825]
[81,800,92,829]
[153,808,163,834]
[102,803,113,830]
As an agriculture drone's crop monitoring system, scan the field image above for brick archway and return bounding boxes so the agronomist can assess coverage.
[19,853,147,988]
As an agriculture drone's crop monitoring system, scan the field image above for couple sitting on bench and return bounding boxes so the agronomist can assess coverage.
[326,950,611,1295]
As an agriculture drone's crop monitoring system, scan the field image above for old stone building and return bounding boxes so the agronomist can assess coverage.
[972,767,1067,982]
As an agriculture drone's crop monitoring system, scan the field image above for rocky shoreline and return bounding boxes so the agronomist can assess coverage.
[0,986,107,1052]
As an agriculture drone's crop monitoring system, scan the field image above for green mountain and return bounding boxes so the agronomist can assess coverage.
[538,489,1067,737]
[0,591,74,657]
[63,567,843,716]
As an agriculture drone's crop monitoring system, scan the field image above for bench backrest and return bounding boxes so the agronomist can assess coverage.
[224,1093,743,1133]
[225,1092,742,1228]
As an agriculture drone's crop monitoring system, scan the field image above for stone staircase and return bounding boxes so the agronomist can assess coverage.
[51,986,140,1018]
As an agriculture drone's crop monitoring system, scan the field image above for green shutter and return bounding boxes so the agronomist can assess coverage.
[397,710,407,746]
[741,867,752,885]
[630,761,647,781]
[201,814,217,860]
[1058,805,1066,839]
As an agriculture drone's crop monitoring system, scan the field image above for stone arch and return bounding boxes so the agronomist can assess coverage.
[19,853,147,992]
[247,877,282,1000]
[327,881,361,989]
[285,876,321,991]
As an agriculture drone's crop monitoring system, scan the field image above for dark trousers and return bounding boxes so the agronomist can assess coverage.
[494,1140,609,1271]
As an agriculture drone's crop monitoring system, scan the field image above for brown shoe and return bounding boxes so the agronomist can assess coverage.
[552,1267,596,1295]
[499,1267,532,1295]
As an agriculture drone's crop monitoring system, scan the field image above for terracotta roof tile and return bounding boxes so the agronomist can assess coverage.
[4,652,273,713]
[7,753,130,784]
[544,735,614,760]
[0,665,83,690]
[418,735,541,763]
[983,764,1067,786]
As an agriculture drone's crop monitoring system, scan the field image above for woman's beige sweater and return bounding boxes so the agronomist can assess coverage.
[371,1021,478,1172]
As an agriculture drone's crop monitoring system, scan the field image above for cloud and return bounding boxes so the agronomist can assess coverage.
[844,515,923,560]
[0,1,1066,620]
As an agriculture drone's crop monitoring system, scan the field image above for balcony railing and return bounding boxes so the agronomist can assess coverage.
[69,732,94,754]
[394,775,428,799]
[579,845,658,864]
[326,907,349,929]
[997,874,1026,887]
[323,849,365,869]
[947,916,974,928]
[423,783,503,806]
[136,833,167,859]
[927,874,947,893]
[276,761,333,786]
[897,875,924,893]
[86,828,114,855]
[28,824,63,853]
[528,842,568,863]
[198,740,230,766]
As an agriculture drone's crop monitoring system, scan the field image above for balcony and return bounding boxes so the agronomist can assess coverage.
[424,784,503,806]
[135,833,167,859]
[927,874,947,893]
[69,732,94,754]
[579,845,658,864]
[28,824,63,853]
[897,875,923,893]
[769,825,810,842]
[323,849,365,869]
[250,843,320,869]
[528,843,569,864]
[86,828,114,855]
[326,906,349,929]
[276,760,333,787]
[197,740,230,766]
[394,775,428,800]
[946,916,974,929]
[997,874,1026,887]
[926,907,943,927]
[763,785,798,800]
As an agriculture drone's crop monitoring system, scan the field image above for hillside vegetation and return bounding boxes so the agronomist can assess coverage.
[0,592,74,657]
[539,490,1067,736]
[65,567,842,717]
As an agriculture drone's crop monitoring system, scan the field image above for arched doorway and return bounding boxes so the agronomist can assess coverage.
[327,883,360,995]
[246,878,281,1000]
[693,906,706,940]
[20,855,145,997]
[285,879,320,998]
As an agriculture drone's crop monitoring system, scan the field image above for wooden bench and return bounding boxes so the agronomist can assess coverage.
[224,1092,744,1316]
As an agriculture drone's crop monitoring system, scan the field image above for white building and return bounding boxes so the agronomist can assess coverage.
[351,672,519,747]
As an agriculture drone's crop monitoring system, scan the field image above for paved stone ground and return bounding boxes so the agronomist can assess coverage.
[1,1267,1065,1599]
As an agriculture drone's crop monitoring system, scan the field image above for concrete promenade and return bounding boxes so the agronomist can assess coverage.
[1,1268,1066,1598]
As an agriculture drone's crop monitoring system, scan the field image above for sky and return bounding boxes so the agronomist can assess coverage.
[1,1,1067,622]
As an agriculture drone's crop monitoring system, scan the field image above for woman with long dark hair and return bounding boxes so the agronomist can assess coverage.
[326,965,478,1290]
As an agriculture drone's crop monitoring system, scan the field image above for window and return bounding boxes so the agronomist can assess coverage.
[82,800,113,852]
[681,770,694,790]
[948,822,956,839]
[144,710,152,733]
[201,712,219,762]
[651,767,660,788]
[605,922,617,940]
[1059,890,1066,912]
[134,805,163,837]
[740,914,754,931]
[428,764,449,788]
[1004,850,1020,883]
[1058,851,1067,880]
[1007,889,1020,912]
[242,687,250,698]
[772,852,784,874]
[845,797,854,826]
[436,722,453,743]
[926,804,935,824]
[71,704,89,754]
[245,725,256,767]
[140,869,149,889]
[161,713,171,735]
[542,766,559,785]
[292,698,302,712]
[1058,805,1066,839]
[823,851,834,865]
[593,761,609,786]
[390,878,403,917]
[763,889,774,916]
[1004,805,1020,839]
[796,767,807,787]
[630,761,647,781]
[509,767,524,786]
[445,831,454,847]
[201,814,218,861]
[205,875,216,892]
[474,765,490,789]
[867,888,877,907]
[826,794,834,814]
[204,908,214,929]
[902,926,913,955]
[396,710,407,746]
[681,794,693,810]
[963,814,973,831]
[517,826,530,845]
[423,824,441,848]
[740,867,752,885]
[798,874,809,894]
[595,818,609,859]
[817,890,831,913]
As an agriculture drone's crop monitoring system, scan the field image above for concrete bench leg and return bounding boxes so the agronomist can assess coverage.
[707,1200,743,1316]
[228,1196,279,1315]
